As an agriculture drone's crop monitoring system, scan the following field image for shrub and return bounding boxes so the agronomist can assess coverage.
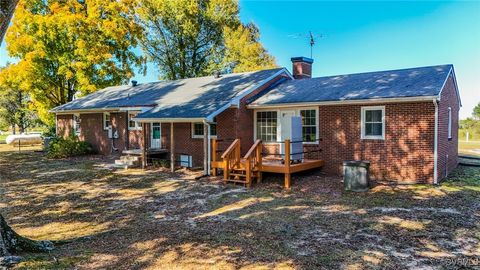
[47,135,95,158]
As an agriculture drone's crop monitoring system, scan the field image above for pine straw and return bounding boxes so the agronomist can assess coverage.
[0,147,479,269]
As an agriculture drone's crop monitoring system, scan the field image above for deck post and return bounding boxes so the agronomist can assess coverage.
[170,123,174,173]
[246,157,252,188]
[257,141,262,183]
[284,139,291,189]
[211,139,217,176]
[142,122,147,169]
[223,158,229,183]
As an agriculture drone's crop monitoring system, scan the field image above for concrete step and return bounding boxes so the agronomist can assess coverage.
[115,159,140,168]
[120,155,141,162]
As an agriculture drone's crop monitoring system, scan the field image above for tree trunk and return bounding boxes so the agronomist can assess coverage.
[0,214,53,257]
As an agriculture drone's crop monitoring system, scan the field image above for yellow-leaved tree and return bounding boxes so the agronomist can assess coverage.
[5,0,143,125]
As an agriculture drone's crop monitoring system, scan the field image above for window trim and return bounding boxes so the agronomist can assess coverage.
[103,112,111,130]
[128,112,142,131]
[447,107,452,140]
[73,113,81,136]
[299,108,319,145]
[361,106,385,140]
[253,107,319,145]
[191,122,217,139]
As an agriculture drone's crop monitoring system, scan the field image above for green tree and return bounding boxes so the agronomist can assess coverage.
[5,0,143,124]
[0,64,34,134]
[473,102,480,120]
[138,0,276,80]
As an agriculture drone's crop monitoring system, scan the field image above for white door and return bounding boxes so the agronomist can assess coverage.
[280,111,295,155]
[151,123,161,149]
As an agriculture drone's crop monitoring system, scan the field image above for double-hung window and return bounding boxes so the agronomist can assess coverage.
[300,109,317,142]
[103,112,111,130]
[128,112,142,130]
[256,111,277,142]
[192,120,217,138]
[361,106,385,140]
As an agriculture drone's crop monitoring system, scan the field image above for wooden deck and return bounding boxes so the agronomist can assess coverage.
[211,139,324,188]
[261,159,325,174]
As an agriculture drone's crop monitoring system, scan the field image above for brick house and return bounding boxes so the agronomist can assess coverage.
[52,58,460,184]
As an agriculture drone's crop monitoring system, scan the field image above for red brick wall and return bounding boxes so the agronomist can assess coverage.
[160,123,204,167]
[56,112,136,155]
[292,62,312,79]
[111,112,127,152]
[56,114,73,137]
[78,113,111,154]
[259,102,436,183]
[236,74,289,154]
[436,75,459,181]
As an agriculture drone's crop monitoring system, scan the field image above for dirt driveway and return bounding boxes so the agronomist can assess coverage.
[0,147,479,269]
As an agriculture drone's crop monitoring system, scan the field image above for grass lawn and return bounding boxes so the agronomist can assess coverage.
[0,144,479,269]
[459,140,480,157]
[0,133,8,144]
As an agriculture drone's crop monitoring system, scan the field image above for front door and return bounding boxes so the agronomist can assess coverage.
[151,123,161,149]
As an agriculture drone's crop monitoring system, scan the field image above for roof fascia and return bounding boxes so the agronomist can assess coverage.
[134,117,206,123]
[437,67,462,107]
[247,96,439,109]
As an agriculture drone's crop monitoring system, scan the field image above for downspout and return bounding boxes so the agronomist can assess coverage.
[204,120,211,176]
[433,99,439,185]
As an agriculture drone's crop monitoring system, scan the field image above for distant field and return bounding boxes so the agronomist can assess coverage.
[459,140,480,157]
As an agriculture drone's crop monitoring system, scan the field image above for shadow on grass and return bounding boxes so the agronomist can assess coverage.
[1,149,479,269]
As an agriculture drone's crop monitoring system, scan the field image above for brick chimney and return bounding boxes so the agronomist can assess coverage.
[291,57,314,79]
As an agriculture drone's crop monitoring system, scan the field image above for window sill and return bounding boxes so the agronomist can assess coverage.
[361,136,385,140]
[128,128,142,131]
[192,136,217,139]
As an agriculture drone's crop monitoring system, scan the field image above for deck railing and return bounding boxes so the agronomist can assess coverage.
[243,139,263,186]
[220,139,241,180]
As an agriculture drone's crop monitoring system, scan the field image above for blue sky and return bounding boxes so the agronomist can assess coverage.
[1,0,479,118]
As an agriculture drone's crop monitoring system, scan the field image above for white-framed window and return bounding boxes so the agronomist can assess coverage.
[300,109,317,143]
[192,121,217,138]
[73,114,81,135]
[361,106,385,140]
[255,108,319,144]
[448,107,452,140]
[128,112,142,130]
[103,112,111,130]
[256,111,278,142]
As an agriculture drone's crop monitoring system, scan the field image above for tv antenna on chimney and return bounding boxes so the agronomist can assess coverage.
[287,31,322,58]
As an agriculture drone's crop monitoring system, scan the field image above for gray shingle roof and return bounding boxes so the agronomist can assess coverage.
[51,68,284,119]
[250,65,453,106]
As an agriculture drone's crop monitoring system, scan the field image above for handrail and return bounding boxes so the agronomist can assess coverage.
[243,139,262,159]
[221,139,241,181]
[221,139,240,159]
[243,139,262,187]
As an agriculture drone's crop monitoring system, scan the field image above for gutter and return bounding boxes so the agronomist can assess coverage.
[247,96,439,109]
[433,99,439,185]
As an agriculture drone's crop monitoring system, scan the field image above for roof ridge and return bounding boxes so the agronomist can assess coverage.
[116,67,283,87]
[310,64,453,80]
